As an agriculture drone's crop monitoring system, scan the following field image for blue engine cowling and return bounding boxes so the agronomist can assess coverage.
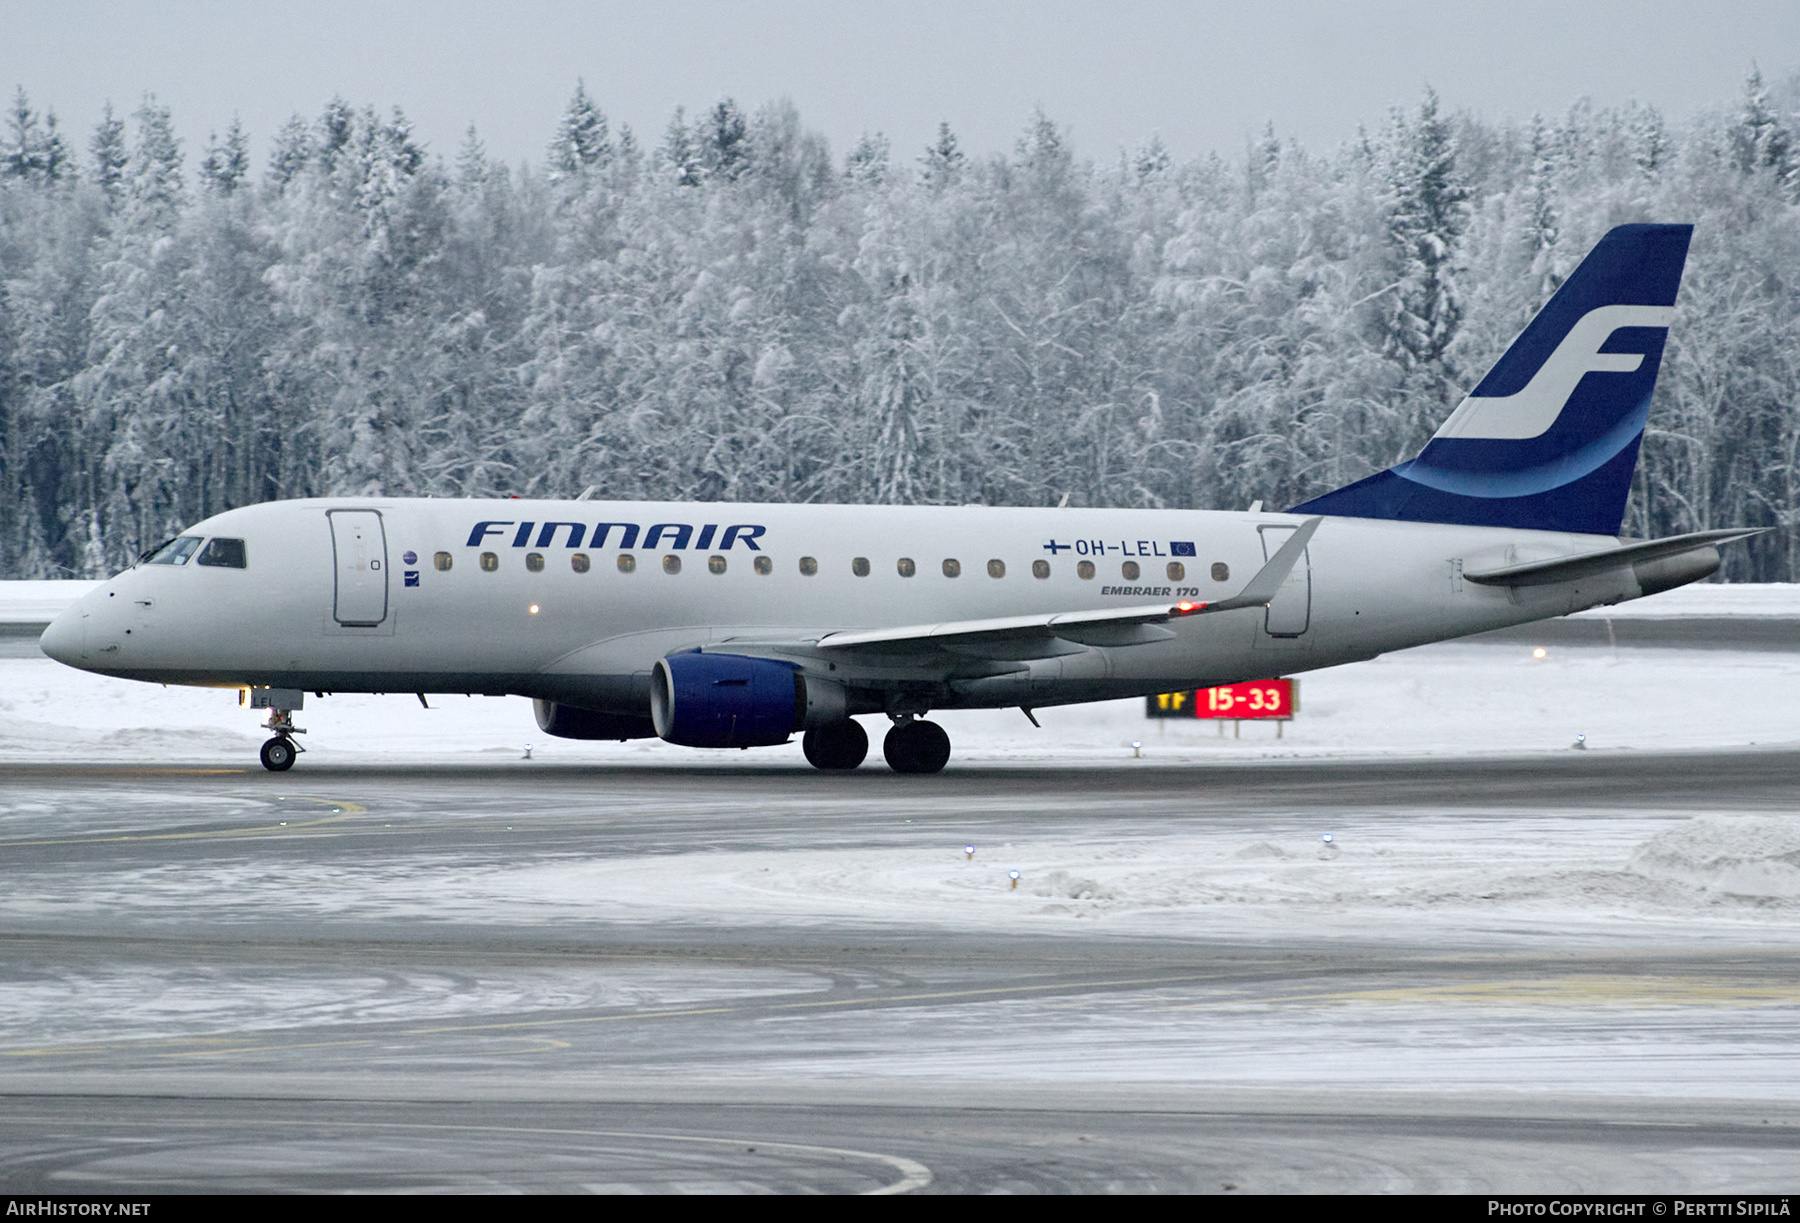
[650,652,805,748]
[533,700,657,741]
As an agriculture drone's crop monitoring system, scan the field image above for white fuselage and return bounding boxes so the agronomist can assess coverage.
[42,498,1646,716]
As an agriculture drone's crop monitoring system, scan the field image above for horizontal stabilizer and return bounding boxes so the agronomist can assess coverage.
[1463,528,1765,587]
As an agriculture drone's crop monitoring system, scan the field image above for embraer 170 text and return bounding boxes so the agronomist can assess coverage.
[42,224,1757,773]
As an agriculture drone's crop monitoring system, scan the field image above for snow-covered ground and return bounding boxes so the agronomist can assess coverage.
[6,578,1800,763]
[0,579,99,626]
[1563,582,1800,617]
[4,640,1798,766]
[7,571,1798,769]
[10,807,1794,952]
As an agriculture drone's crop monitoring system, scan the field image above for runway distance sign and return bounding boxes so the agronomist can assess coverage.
[1147,679,1296,719]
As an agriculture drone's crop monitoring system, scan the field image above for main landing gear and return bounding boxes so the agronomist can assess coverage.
[802,720,868,770]
[259,707,305,772]
[800,717,952,774]
[882,718,951,775]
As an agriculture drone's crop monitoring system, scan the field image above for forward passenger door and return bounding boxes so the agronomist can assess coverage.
[328,510,389,627]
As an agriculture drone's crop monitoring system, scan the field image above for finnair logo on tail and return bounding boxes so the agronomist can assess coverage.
[1433,305,1673,442]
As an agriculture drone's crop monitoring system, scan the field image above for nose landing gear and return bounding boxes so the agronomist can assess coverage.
[882,718,951,775]
[258,707,306,772]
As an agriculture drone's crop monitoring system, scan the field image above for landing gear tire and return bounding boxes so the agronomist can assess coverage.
[883,719,951,775]
[803,720,869,770]
[260,737,297,772]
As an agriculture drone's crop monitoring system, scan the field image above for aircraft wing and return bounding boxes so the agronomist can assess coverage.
[780,517,1324,659]
[812,602,1197,656]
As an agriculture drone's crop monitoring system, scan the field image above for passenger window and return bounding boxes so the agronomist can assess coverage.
[618,554,636,573]
[1166,561,1185,582]
[942,559,961,578]
[571,553,590,573]
[434,552,453,571]
[196,538,247,569]
[853,557,870,577]
[480,552,499,572]
[525,552,545,572]
[799,556,818,576]
[1077,560,1095,580]
[1121,561,1140,581]
[1211,562,1230,582]
[754,556,772,575]
[897,557,915,578]
[1032,559,1050,579]
[986,559,1005,579]
[708,555,726,574]
[146,536,203,566]
[663,555,681,574]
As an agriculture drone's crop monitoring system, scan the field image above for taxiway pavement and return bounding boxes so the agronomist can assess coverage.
[2,756,1799,1192]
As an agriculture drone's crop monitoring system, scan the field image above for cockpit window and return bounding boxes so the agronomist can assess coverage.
[146,536,203,566]
[196,537,248,569]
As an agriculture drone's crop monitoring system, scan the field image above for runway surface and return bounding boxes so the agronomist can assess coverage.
[3,754,1800,1193]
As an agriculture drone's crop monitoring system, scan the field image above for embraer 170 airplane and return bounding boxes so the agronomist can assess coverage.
[41,223,1757,773]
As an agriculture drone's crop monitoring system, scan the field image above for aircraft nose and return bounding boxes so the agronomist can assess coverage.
[38,605,87,666]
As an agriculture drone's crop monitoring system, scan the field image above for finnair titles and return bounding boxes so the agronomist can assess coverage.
[42,223,1758,773]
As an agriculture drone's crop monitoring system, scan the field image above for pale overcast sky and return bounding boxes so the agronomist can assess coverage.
[3,1,1797,171]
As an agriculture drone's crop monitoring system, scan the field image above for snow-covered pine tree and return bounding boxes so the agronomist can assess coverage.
[660,107,702,187]
[846,132,889,186]
[89,103,126,205]
[1730,68,1795,191]
[547,80,611,179]
[199,117,250,195]
[700,99,749,181]
[1380,87,1470,459]
[1,90,66,184]
[1522,114,1561,293]
[126,96,183,227]
[455,124,488,191]
[265,115,311,190]
[315,97,355,173]
[919,122,963,191]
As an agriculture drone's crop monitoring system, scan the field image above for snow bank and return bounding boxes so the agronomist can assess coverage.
[1628,817,1800,901]
[15,811,1796,948]
[1568,582,1800,619]
[0,580,98,625]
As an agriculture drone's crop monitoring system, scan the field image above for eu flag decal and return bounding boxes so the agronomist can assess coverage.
[1170,541,1196,557]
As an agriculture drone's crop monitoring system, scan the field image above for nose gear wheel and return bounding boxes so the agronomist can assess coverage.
[257,707,306,771]
[259,737,297,771]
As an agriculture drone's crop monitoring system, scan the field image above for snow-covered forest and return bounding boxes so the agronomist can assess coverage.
[2,74,1799,579]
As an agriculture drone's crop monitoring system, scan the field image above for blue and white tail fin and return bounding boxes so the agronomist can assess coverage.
[1291,223,1693,535]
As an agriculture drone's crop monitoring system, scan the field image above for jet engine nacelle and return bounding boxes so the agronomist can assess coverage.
[532,699,657,741]
[650,652,843,748]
